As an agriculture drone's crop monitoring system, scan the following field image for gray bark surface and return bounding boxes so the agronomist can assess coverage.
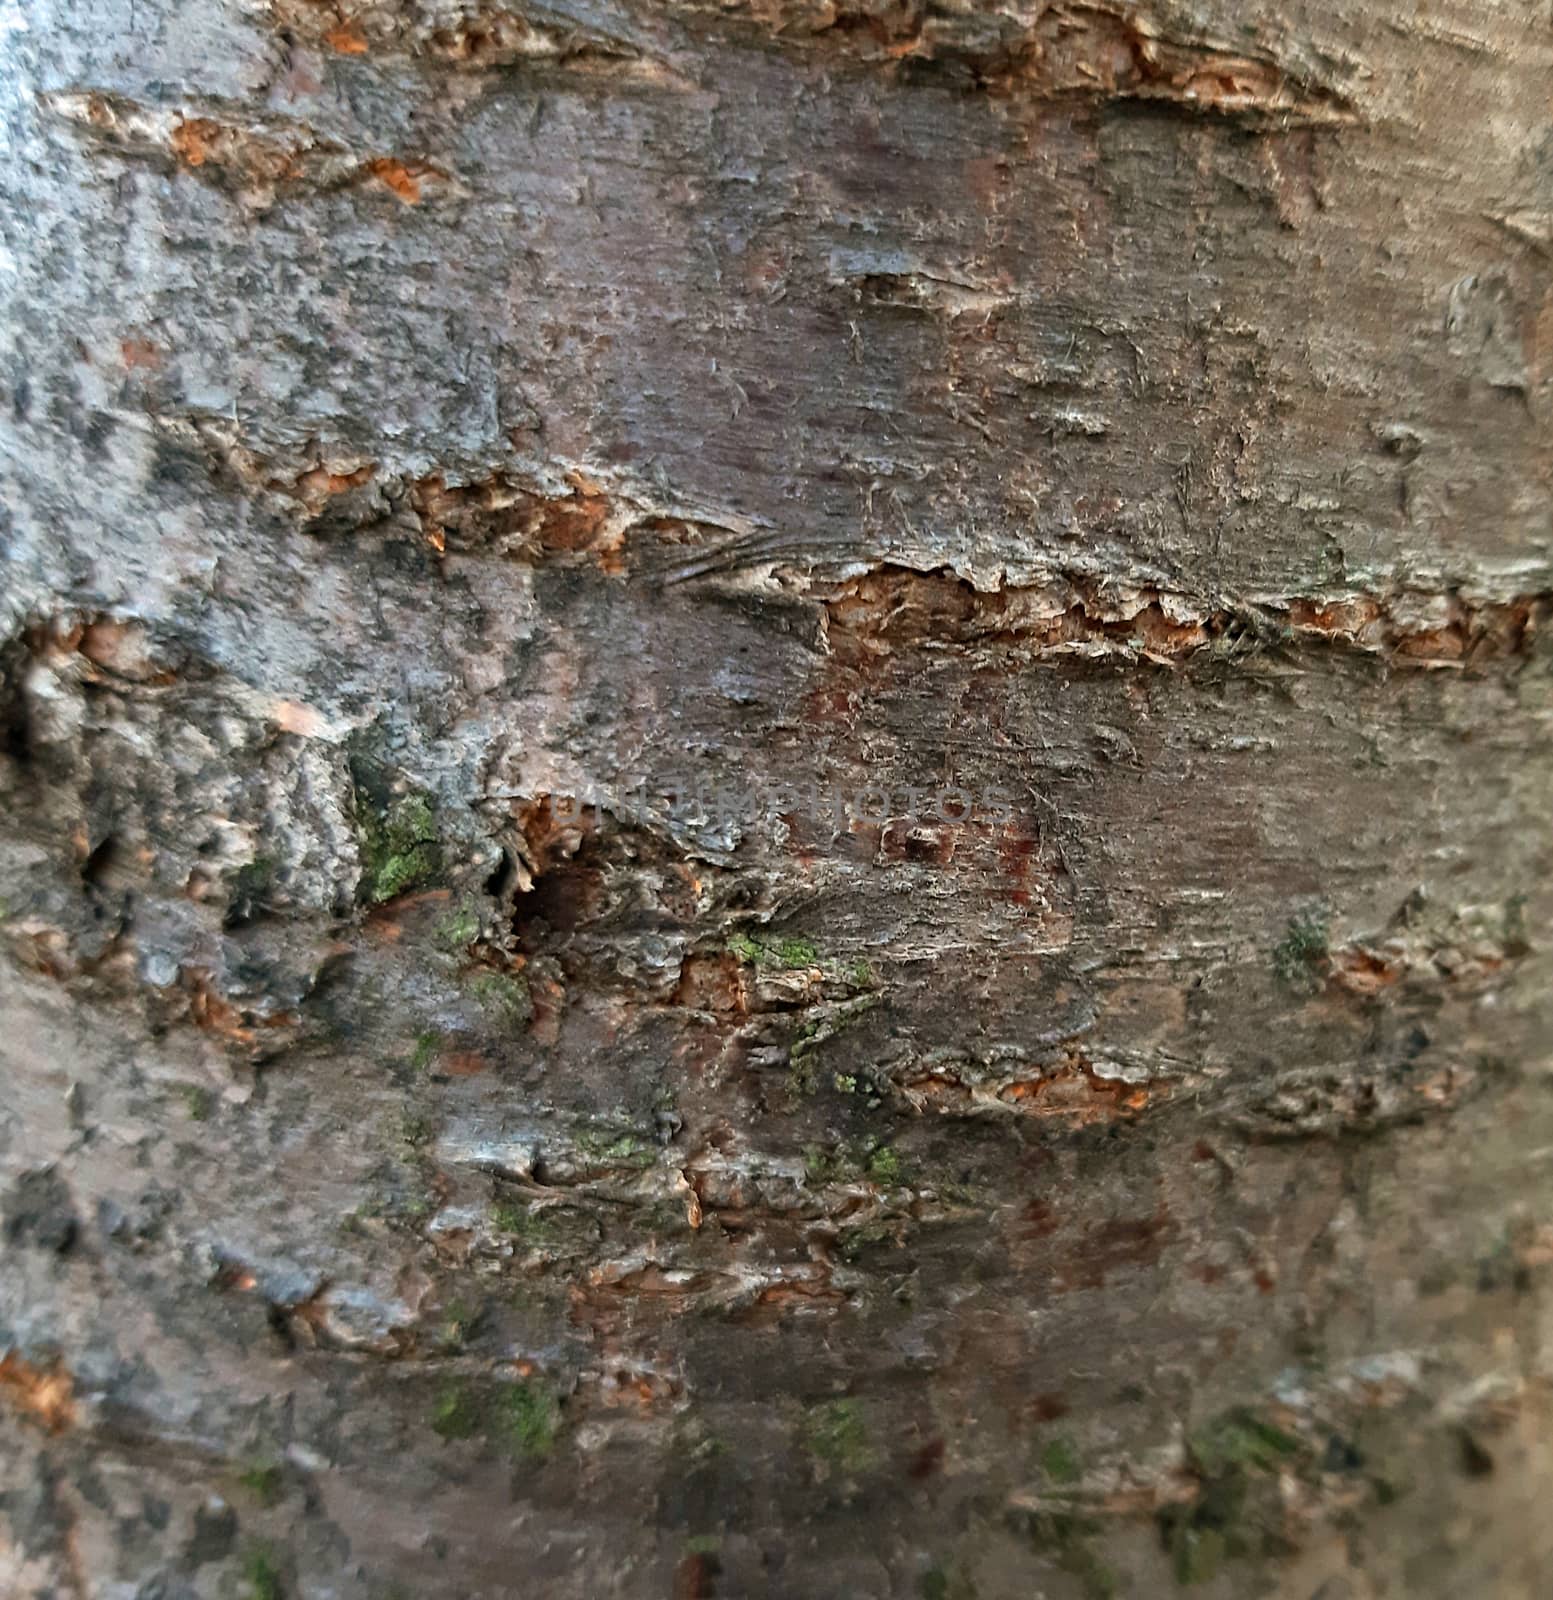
[2,1,1552,1595]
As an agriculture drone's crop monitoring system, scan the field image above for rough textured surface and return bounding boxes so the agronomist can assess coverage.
[2,0,1552,1595]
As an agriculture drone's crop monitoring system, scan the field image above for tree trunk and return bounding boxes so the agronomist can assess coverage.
[3,1,1552,1595]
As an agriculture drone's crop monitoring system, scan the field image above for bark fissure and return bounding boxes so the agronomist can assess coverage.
[44,89,460,207]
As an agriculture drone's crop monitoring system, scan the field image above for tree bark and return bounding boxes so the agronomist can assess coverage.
[3,1,1553,1595]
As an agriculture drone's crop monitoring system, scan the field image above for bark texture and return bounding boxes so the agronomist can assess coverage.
[2,0,1553,1595]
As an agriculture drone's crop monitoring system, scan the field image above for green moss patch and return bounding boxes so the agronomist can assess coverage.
[1272,906,1330,993]
[430,1376,561,1460]
[802,1399,876,1473]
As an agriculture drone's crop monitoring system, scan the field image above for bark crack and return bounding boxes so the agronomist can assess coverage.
[43,90,461,209]
[811,563,1553,670]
